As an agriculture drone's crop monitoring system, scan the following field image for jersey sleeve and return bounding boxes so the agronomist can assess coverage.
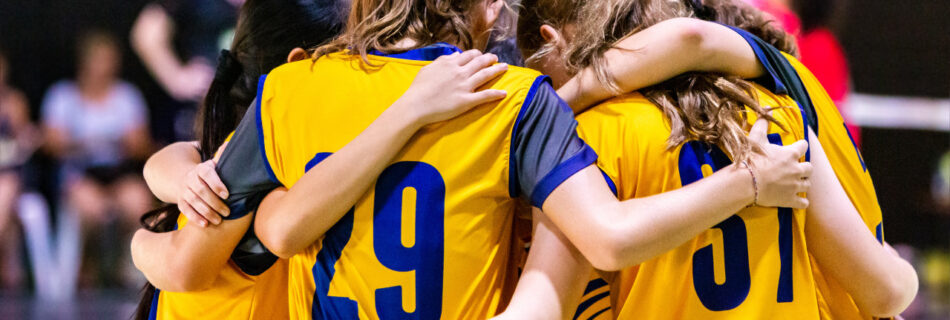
[213,99,283,275]
[510,76,599,208]
[722,24,819,136]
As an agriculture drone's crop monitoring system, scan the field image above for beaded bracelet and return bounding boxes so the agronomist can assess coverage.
[741,161,759,207]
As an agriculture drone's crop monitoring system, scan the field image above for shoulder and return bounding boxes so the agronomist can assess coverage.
[578,92,663,129]
[46,80,77,97]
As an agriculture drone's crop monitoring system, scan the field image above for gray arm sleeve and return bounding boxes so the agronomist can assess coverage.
[510,76,598,208]
[214,99,282,275]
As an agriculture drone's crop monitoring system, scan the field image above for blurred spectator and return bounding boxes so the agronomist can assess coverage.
[131,0,240,139]
[0,49,40,290]
[40,31,153,288]
[744,0,801,37]
[793,0,859,146]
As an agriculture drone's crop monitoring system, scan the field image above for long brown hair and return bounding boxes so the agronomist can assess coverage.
[519,0,797,163]
[133,0,347,318]
[313,0,506,65]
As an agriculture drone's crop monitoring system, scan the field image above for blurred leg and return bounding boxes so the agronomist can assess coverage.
[0,172,19,245]
[16,192,57,300]
[0,172,24,289]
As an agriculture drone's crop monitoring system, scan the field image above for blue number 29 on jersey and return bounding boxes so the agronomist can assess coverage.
[678,135,794,312]
[307,153,445,320]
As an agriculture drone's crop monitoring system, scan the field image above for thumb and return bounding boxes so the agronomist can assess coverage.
[787,140,809,159]
[749,116,769,144]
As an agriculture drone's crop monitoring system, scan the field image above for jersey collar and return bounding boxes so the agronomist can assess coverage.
[369,42,463,61]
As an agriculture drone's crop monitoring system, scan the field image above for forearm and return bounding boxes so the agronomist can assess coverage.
[497,209,591,320]
[558,18,764,112]
[131,214,250,292]
[544,165,753,271]
[607,164,754,268]
[805,129,918,317]
[131,4,185,90]
[131,228,191,291]
[257,99,423,258]
[143,141,201,203]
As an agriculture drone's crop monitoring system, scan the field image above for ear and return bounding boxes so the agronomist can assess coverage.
[286,47,310,63]
[539,24,562,46]
[483,0,504,26]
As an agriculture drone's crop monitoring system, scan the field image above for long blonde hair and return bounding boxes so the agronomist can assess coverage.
[314,0,502,65]
[519,0,797,162]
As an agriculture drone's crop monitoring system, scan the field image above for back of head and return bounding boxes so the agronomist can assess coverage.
[521,0,794,162]
[135,1,348,318]
[313,0,502,63]
[197,0,349,161]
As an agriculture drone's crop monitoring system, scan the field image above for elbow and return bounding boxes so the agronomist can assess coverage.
[583,231,629,272]
[865,265,919,318]
[670,18,708,54]
[256,221,298,260]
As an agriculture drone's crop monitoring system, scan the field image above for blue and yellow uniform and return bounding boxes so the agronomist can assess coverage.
[731,27,886,319]
[147,128,291,320]
[576,80,817,318]
[148,214,290,320]
[224,43,596,319]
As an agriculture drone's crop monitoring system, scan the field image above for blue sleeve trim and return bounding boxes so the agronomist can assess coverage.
[599,169,618,196]
[369,42,463,61]
[255,75,280,184]
[797,101,811,162]
[530,144,598,208]
[148,288,160,320]
[720,24,787,95]
[509,75,553,198]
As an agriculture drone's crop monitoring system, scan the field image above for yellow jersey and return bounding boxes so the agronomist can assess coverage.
[248,43,597,319]
[783,53,884,320]
[717,27,886,319]
[148,214,290,320]
[577,85,818,319]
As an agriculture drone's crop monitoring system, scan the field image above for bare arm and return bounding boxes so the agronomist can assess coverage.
[541,119,811,271]
[558,18,765,112]
[131,4,212,102]
[130,213,251,292]
[256,51,509,258]
[804,127,918,317]
[493,208,591,320]
[143,141,202,203]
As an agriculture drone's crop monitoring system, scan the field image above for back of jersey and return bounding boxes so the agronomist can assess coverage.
[255,46,587,319]
[576,85,819,319]
[782,52,884,320]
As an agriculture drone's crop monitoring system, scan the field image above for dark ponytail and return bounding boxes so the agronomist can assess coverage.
[133,0,348,318]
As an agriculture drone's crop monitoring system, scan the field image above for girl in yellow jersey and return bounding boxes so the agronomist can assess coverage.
[130,0,528,319]
[218,0,816,319]
[136,4,816,320]
[513,0,918,318]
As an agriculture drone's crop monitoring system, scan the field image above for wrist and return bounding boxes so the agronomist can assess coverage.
[386,97,426,132]
[725,163,756,207]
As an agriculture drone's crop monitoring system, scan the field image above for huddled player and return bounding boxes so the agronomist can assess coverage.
[512,0,918,318]
[130,0,918,319]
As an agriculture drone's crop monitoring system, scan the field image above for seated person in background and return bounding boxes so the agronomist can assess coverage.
[0,48,39,290]
[41,31,154,289]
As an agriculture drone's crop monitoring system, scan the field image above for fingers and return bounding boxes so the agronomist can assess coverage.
[190,178,230,218]
[454,49,483,66]
[466,89,508,106]
[787,140,809,159]
[749,116,769,143]
[466,62,508,89]
[460,53,499,77]
[800,162,813,180]
[788,196,809,209]
[197,161,229,199]
[183,187,223,226]
[178,201,209,228]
